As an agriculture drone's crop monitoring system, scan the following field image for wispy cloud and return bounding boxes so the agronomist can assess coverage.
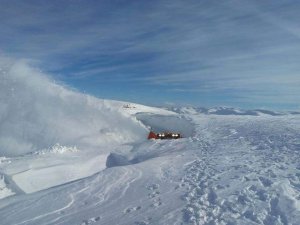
[0,0,300,109]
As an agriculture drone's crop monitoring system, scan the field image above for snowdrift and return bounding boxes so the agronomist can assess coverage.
[136,113,194,137]
[0,58,148,157]
[0,57,181,194]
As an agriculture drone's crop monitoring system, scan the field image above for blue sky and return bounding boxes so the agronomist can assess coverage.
[1,0,300,110]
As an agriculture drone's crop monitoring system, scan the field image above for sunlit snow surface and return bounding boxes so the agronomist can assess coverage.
[1,108,300,225]
[0,60,300,224]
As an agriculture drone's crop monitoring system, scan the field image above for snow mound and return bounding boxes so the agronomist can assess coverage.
[0,157,11,164]
[0,58,149,156]
[33,143,79,155]
[0,57,180,194]
[0,175,15,199]
[114,102,176,116]
[136,113,194,137]
[12,153,109,193]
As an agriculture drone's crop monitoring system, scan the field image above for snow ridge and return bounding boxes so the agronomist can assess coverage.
[177,112,300,225]
[0,59,148,157]
[33,143,79,155]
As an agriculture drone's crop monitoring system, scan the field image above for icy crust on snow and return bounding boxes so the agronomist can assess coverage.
[12,153,109,193]
[0,146,110,194]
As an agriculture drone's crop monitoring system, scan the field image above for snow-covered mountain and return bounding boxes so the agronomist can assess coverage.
[172,106,299,116]
[0,60,300,224]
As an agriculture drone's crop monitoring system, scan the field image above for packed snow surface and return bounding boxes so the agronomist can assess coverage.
[0,59,300,225]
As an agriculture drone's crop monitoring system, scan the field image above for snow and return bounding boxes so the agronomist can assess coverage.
[0,175,15,199]
[11,152,108,193]
[0,59,152,194]
[135,113,194,137]
[0,59,149,157]
[1,111,299,225]
[33,143,79,155]
[0,59,300,224]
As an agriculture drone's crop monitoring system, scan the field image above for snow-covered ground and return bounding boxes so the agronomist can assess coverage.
[0,60,300,225]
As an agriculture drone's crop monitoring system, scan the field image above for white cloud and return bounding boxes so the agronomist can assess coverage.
[0,0,300,109]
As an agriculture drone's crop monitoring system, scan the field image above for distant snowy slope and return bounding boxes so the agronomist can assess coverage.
[176,106,297,116]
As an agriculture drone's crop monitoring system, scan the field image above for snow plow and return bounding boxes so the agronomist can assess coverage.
[148,131,181,140]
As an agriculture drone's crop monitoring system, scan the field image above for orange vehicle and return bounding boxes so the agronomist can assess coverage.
[148,131,181,140]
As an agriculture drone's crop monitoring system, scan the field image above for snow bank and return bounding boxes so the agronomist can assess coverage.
[136,113,194,137]
[278,181,300,220]
[33,143,79,155]
[0,57,180,194]
[12,153,109,193]
[0,57,148,156]
[0,175,15,199]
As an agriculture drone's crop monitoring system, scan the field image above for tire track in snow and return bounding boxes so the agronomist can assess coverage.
[14,193,75,225]
[56,166,142,225]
